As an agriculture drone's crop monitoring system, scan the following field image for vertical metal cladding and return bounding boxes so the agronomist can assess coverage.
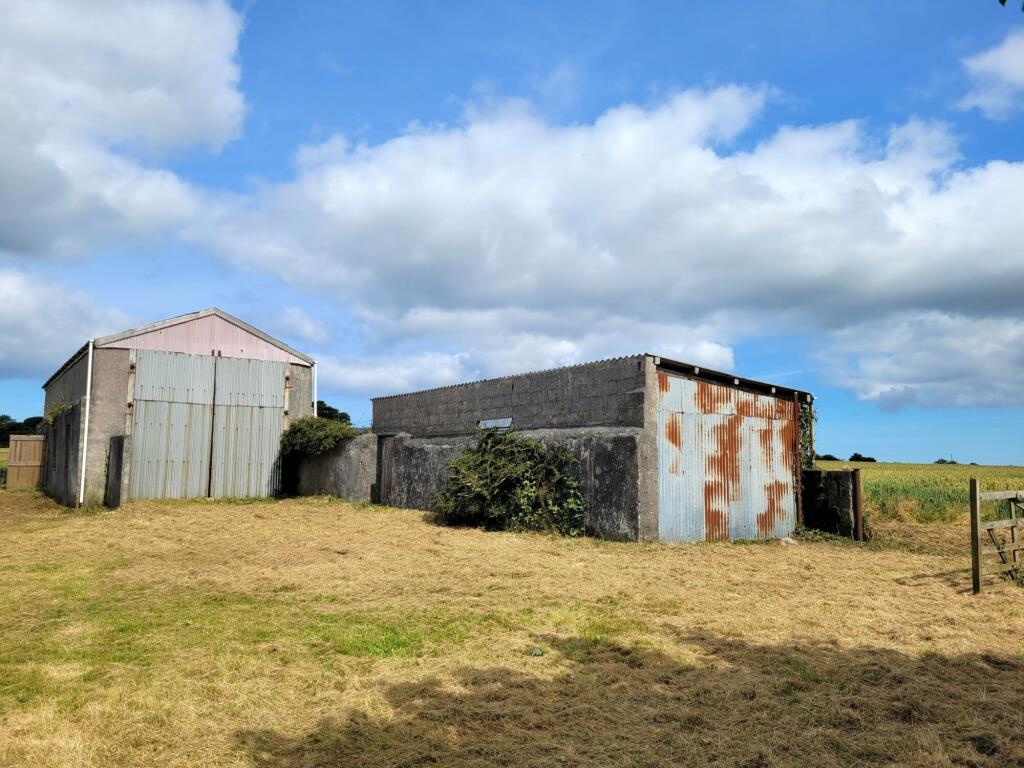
[128,351,216,500]
[656,371,798,542]
[209,358,287,498]
[126,350,287,500]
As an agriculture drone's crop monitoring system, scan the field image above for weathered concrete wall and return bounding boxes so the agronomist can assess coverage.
[372,356,646,437]
[298,433,378,502]
[41,348,129,506]
[44,352,88,414]
[288,363,314,420]
[380,427,643,541]
[802,469,856,538]
[637,357,660,541]
[81,348,130,506]
[42,402,81,506]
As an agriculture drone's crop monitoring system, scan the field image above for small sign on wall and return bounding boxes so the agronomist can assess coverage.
[479,417,512,430]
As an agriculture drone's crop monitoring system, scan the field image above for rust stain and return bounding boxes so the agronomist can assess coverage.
[758,480,789,538]
[780,411,797,474]
[697,380,733,414]
[703,415,741,541]
[759,423,773,461]
[658,372,670,394]
[664,412,682,450]
[669,457,680,475]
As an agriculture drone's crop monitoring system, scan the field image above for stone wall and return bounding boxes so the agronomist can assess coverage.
[372,356,647,437]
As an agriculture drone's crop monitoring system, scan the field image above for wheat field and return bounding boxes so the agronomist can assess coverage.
[816,460,1024,524]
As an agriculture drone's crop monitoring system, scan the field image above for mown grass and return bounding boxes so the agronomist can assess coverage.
[817,460,1024,524]
[2,490,1024,767]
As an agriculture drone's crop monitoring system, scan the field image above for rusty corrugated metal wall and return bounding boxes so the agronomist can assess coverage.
[656,370,798,542]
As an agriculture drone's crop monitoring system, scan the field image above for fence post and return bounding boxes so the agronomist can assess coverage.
[970,478,982,594]
[852,468,863,542]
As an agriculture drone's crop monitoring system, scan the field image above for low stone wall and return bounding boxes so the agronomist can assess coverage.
[296,427,644,541]
[298,433,378,502]
[384,427,644,541]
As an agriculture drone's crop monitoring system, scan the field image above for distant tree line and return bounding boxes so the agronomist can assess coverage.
[0,415,43,448]
[815,452,877,463]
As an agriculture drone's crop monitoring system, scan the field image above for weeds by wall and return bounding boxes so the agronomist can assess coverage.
[432,430,586,536]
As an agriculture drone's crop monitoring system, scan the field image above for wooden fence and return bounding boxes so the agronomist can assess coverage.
[970,479,1023,593]
[6,435,45,490]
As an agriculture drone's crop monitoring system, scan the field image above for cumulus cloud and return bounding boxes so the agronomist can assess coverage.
[2,5,1021,412]
[0,270,130,379]
[0,0,243,258]
[277,307,329,346]
[822,313,1024,410]
[958,29,1024,119]
[190,88,1024,406]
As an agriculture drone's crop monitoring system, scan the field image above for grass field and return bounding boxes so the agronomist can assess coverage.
[817,460,1024,524]
[2,490,1024,767]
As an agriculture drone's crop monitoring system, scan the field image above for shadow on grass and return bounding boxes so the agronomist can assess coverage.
[236,633,1024,768]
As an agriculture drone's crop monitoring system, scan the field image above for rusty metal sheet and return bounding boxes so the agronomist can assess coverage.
[656,371,797,542]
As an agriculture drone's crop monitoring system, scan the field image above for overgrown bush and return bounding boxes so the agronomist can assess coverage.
[432,430,586,536]
[280,416,359,457]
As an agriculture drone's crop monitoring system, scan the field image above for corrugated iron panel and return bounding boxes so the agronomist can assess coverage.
[213,357,287,407]
[134,350,215,404]
[209,405,283,498]
[103,314,307,365]
[128,400,212,499]
[656,371,797,542]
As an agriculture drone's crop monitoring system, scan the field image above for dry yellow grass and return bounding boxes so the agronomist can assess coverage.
[2,490,1023,768]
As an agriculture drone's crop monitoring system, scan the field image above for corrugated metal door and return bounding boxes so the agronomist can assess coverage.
[127,351,287,500]
[656,372,797,542]
[128,351,215,499]
[209,357,287,498]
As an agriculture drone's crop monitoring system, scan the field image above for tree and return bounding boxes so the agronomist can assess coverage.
[998,0,1024,10]
[0,414,43,447]
[815,452,840,461]
[316,400,351,425]
[848,452,877,463]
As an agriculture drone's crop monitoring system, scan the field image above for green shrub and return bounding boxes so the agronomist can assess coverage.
[432,430,586,536]
[280,417,359,457]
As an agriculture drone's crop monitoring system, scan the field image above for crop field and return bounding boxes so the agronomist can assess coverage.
[2,490,1024,767]
[817,460,1024,524]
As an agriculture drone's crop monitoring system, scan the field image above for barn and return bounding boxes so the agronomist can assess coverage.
[41,308,315,507]
[369,354,813,542]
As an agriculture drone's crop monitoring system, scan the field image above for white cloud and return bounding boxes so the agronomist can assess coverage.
[0,270,130,379]
[0,0,243,258]
[190,88,1024,406]
[822,312,1024,410]
[958,29,1024,119]
[277,307,329,346]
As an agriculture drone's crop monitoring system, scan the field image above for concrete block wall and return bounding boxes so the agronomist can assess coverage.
[372,356,647,437]
[299,433,378,502]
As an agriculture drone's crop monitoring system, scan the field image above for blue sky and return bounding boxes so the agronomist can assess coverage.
[1,0,1023,464]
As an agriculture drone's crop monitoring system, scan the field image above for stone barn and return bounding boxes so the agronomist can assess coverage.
[366,355,813,542]
[41,308,315,507]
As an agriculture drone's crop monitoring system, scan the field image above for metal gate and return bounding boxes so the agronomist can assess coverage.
[127,350,286,500]
[656,372,798,542]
